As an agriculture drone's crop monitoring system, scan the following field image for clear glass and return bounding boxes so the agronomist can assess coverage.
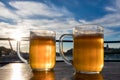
[59,24,104,74]
[17,30,56,71]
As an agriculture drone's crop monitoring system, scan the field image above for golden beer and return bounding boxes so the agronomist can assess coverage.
[31,71,55,80]
[29,36,56,70]
[73,34,104,72]
[74,73,103,80]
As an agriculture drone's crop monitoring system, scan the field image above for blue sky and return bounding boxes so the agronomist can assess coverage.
[0,0,120,41]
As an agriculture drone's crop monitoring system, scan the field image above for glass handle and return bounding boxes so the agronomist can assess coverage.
[59,34,73,65]
[17,41,28,63]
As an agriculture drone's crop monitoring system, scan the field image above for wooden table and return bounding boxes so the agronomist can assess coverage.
[0,62,120,80]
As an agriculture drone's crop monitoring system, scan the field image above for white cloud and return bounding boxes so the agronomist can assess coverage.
[115,0,120,10]
[9,1,72,18]
[89,0,120,27]
[74,0,120,41]
[0,2,18,20]
[79,20,89,24]
[105,7,117,12]
[1,0,119,41]
[0,1,80,40]
[0,0,120,51]
[0,2,5,6]
[90,13,120,27]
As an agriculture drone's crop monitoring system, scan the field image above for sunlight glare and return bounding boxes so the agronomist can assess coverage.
[11,30,23,41]
[10,63,33,80]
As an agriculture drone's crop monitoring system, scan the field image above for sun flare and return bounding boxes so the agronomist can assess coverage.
[10,30,23,41]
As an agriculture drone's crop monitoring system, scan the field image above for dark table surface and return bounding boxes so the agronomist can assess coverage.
[0,62,120,80]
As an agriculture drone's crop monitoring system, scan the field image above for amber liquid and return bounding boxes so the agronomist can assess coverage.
[74,73,103,80]
[29,36,56,70]
[73,34,104,72]
[31,71,55,80]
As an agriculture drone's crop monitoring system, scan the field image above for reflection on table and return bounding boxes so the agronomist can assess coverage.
[31,70,55,80]
[0,63,32,80]
[73,72,103,80]
[0,62,120,80]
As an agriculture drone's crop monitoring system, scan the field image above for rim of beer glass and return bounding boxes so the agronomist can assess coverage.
[30,30,56,37]
[73,24,104,35]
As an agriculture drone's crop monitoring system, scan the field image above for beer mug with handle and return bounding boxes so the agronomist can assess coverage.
[17,30,56,71]
[59,24,104,74]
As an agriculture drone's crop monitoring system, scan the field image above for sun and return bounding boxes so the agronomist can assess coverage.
[10,30,23,41]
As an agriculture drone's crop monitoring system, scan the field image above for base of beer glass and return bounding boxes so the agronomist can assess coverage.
[32,68,53,71]
[75,71,100,74]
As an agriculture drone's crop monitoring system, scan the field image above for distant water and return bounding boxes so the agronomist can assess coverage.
[104,54,120,60]
[56,56,72,61]
[56,54,120,61]
[56,56,63,61]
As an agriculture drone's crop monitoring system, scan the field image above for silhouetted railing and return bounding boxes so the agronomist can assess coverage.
[0,37,120,62]
[56,40,120,62]
[0,37,120,43]
[56,40,120,43]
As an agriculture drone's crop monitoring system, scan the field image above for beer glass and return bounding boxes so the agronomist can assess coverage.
[59,24,104,74]
[17,30,56,71]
